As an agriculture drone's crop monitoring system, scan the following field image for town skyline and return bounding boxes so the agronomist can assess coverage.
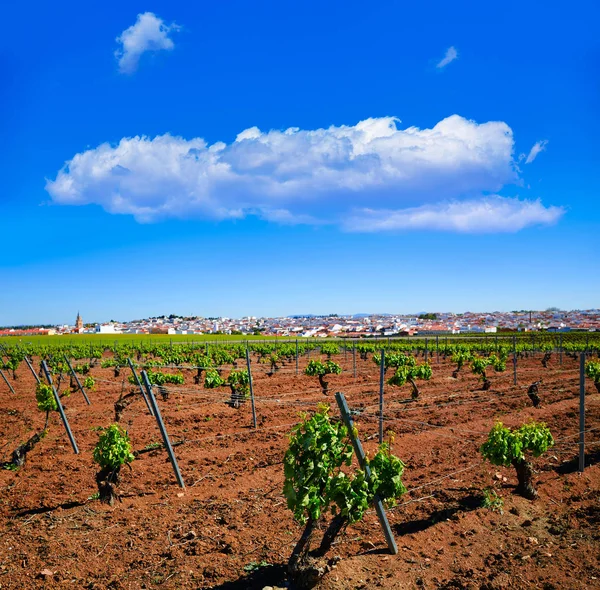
[2,308,599,338]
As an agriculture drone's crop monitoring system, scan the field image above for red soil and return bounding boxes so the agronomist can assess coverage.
[0,352,599,589]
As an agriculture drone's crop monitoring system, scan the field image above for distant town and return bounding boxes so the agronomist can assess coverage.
[1,309,599,338]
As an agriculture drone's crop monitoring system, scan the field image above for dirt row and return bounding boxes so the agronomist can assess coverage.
[0,353,599,589]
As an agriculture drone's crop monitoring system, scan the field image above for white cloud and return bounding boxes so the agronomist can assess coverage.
[45,114,563,233]
[436,46,458,69]
[524,140,548,164]
[343,197,564,233]
[115,12,179,74]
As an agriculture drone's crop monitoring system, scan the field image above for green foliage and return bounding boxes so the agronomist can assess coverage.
[585,360,600,383]
[92,424,135,471]
[2,348,25,376]
[418,313,437,320]
[35,382,58,413]
[304,359,342,378]
[488,353,507,372]
[373,352,415,370]
[284,405,352,523]
[320,343,340,358]
[101,358,119,369]
[83,376,96,390]
[74,363,90,375]
[204,368,225,388]
[481,488,504,513]
[368,443,407,504]
[451,350,473,369]
[283,406,406,527]
[470,356,490,379]
[128,370,184,386]
[387,362,432,387]
[480,421,554,467]
[227,369,250,397]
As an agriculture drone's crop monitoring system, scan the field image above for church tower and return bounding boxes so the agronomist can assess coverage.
[76,312,83,332]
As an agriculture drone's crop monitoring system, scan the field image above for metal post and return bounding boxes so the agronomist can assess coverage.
[41,361,79,454]
[335,392,398,555]
[579,354,585,473]
[352,342,357,379]
[295,339,299,376]
[424,338,428,363]
[63,355,91,405]
[24,356,41,384]
[436,335,439,364]
[127,358,153,416]
[141,371,185,488]
[379,349,385,444]
[0,368,16,395]
[246,348,257,429]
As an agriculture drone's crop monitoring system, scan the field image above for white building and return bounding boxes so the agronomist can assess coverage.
[95,323,119,334]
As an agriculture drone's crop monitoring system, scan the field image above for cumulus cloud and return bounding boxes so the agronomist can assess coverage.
[45,114,563,233]
[115,12,179,74]
[524,140,548,164]
[343,197,564,233]
[436,46,458,69]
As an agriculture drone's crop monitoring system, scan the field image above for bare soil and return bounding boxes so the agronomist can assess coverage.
[0,351,599,589]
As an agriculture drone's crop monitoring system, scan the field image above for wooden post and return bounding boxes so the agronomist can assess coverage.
[246,348,257,429]
[436,335,439,365]
[63,355,91,405]
[424,338,428,363]
[141,371,185,488]
[579,354,585,473]
[41,361,79,455]
[379,349,385,444]
[335,392,398,555]
[127,358,154,416]
[295,339,299,376]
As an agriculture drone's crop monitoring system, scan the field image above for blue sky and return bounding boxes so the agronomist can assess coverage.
[1,0,598,325]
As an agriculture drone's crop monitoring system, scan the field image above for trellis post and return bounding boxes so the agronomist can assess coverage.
[0,369,15,395]
[141,371,185,488]
[246,348,257,429]
[63,355,91,405]
[512,335,517,386]
[41,361,79,454]
[24,356,41,384]
[127,358,154,416]
[335,392,398,555]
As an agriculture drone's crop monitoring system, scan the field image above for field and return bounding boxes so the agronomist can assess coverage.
[0,333,276,346]
[0,340,599,589]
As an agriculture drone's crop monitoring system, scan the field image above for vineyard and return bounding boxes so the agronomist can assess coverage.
[0,334,599,589]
